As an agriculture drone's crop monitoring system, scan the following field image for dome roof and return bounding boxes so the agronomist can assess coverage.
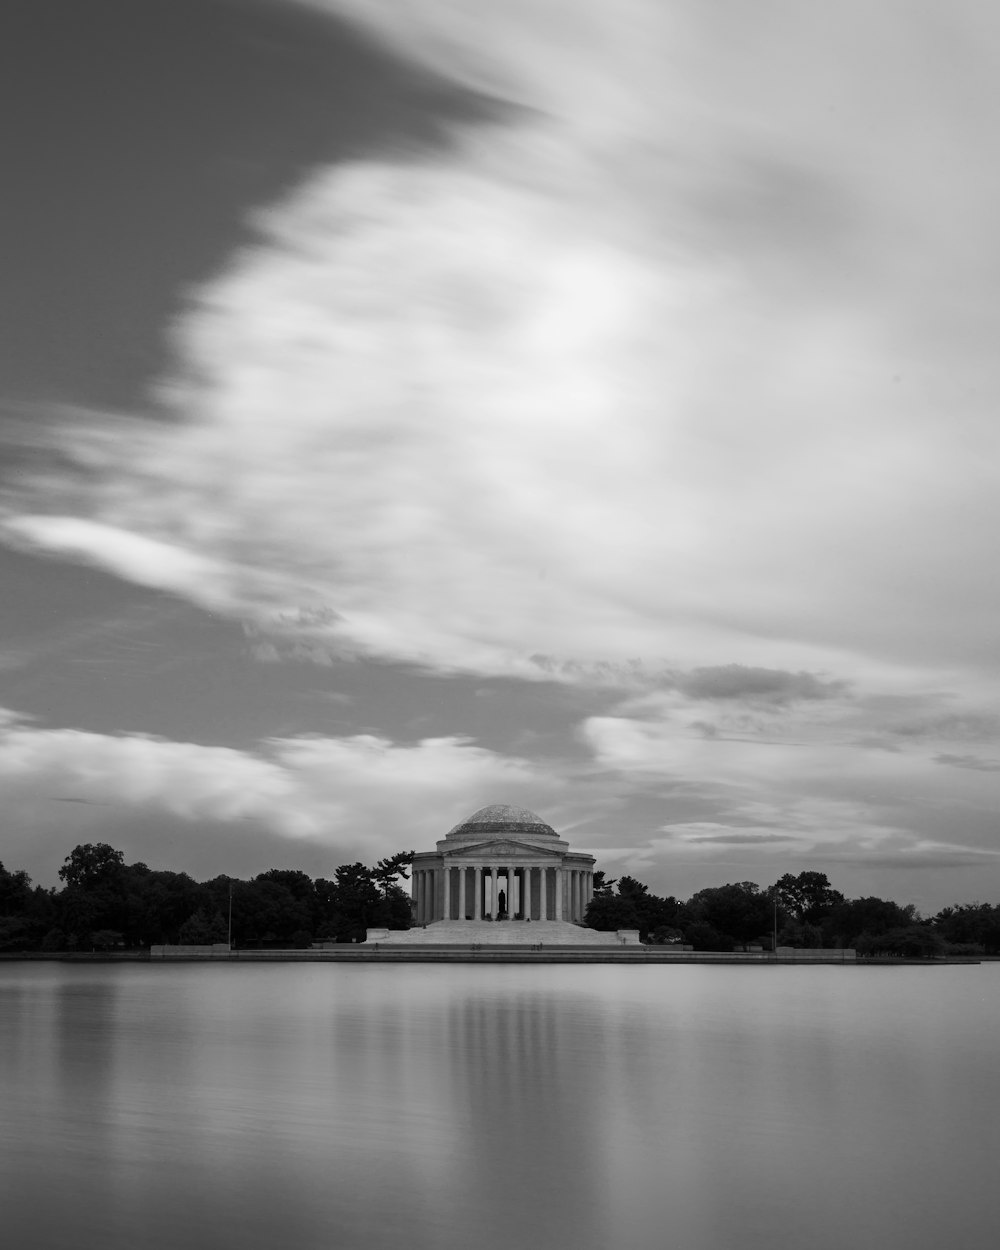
[445,804,559,840]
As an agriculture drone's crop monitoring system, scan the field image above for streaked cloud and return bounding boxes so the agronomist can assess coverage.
[2,1,998,693]
[0,709,562,854]
[936,753,1000,774]
[669,665,847,705]
[3,516,232,605]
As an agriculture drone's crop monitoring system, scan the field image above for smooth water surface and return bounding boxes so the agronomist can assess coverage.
[1,962,997,1250]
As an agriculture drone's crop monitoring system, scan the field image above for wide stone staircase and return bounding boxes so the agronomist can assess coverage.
[366,919,632,946]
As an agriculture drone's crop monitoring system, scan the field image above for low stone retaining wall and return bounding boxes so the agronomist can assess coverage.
[149,944,233,959]
[776,946,856,959]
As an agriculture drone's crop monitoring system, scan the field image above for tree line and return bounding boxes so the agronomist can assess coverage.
[2,848,998,955]
[0,844,414,952]
[583,870,1000,956]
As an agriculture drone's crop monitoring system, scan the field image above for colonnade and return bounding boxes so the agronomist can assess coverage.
[412,864,594,925]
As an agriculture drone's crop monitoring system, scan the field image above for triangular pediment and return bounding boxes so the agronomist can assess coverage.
[445,838,558,860]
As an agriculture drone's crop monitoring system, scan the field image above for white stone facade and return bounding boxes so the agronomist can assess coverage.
[410,804,596,925]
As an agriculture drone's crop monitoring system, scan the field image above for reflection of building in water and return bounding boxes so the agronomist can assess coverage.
[439,980,616,1246]
[412,804,596,923]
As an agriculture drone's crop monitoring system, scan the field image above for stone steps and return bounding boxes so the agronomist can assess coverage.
[368,919,627,946]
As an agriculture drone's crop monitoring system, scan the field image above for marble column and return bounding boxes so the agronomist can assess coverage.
[489,867,498,919]
[554,868,562,920]
[540,867,548,920]
[473,866,482,920]
[524,867,532,920]
[458,866,467,920]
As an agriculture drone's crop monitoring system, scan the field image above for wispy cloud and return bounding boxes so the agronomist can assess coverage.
[0,709,562,854]
[2,2,998,693]
[670,665,847,704]
[936,753,1000,774]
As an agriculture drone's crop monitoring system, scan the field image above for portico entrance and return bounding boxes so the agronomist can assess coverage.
[409,806,596,926]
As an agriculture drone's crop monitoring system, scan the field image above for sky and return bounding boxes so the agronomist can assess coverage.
[2,0,999,912]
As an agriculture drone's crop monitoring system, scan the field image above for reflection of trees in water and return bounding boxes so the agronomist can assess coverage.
[52,971,121,1109]
[5,972,127,1247]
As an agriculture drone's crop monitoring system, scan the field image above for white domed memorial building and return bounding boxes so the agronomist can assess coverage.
[366,804,640,946]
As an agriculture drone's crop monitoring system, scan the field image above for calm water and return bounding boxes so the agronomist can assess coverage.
[1,962,997,1250]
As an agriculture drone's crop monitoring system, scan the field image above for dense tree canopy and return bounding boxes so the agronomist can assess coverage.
[931,903,1000,954]
[771,872,845,925]
[0,846,414,952]
[687,881,774,945]
[583,867,996,955]
[0,844,996,956]
[58,843,126,890]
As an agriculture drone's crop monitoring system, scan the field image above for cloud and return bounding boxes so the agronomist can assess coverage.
[678,831,797,845]
[3,0,1000,699]
[576,696,1000,902]
[2,516,233,605]
[935,753,1000,773]
[891,714,1000,743]
[671,665,847,704]
[587,786,1000,898]
[0,710,562,854]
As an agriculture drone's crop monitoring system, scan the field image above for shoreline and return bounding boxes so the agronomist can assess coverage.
[0,950,983,965]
